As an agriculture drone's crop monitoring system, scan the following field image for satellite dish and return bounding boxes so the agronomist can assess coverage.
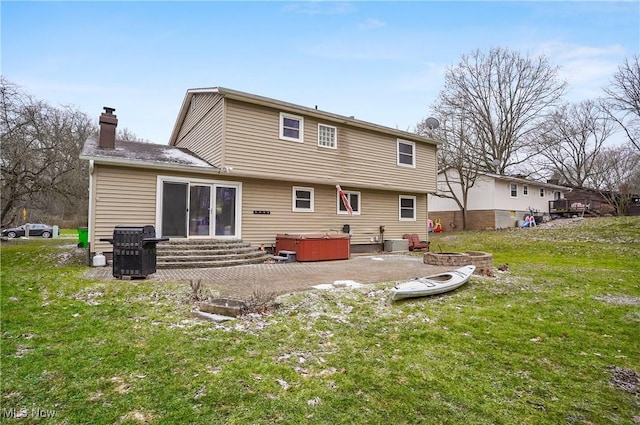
[425,117,440,130]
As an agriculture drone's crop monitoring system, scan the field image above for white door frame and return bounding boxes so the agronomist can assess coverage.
[155,175,242,239]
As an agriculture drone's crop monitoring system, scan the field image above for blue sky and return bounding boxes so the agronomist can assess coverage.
[2,1,639,144]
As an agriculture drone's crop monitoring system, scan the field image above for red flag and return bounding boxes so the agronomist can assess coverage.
[336,185,353,216]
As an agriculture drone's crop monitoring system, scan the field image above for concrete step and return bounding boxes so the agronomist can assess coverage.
[158,251,269,263]
[160,238,242,244]
[157,241,250,249]
[157,247,260,256]
[155,239,271,269]
[157,255,270,269]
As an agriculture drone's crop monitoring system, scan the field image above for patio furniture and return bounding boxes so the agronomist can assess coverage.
[402,233,430,251]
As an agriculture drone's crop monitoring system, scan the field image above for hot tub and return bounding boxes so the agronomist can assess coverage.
[275,233,350,261]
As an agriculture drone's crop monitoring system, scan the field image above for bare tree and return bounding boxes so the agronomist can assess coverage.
[590,142,640,215]
[0,77,95,227]
[417,111,481,230]
[433,47,567,174]
[534,100,615,187]
[603,56,640,152]
[416,48,567,229]
[117,127,148,143]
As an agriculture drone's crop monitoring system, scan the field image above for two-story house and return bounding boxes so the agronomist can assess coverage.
[428,168,571,231]
[81,87,439,260]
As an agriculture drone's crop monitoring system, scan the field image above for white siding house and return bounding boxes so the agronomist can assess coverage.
[428,169,571,231]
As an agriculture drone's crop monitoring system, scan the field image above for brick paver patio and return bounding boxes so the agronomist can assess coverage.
[84,253,451,299]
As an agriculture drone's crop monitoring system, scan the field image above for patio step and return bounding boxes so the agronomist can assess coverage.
[156,239,271,269]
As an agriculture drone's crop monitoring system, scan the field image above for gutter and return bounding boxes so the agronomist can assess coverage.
[79,154,221,174]
[80,154,432,193]
[219,168,434,193]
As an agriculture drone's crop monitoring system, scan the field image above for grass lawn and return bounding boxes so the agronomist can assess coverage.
[1,217,639,424]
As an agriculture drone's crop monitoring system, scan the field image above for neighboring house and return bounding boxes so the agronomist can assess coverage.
[428,169,571,231]
[549,185,615,217]
[550,184,640,217]
[632,197,640,216]
[80,87,440,259]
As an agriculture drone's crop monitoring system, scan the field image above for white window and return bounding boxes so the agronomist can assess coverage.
[554,191,561,200]
[337,190,361,215]
[397,139,416,167]
[318,124,337,149]
[539,188,545,197]
[280,112,304,142]
[292,186,314,212]
[510,183,518,198]
[399,195,416,221]
[523,185,529,196]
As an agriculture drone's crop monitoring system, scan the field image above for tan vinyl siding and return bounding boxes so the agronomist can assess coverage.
[175,93,224,166]
[91,165,158,253]
[223,99,437,193]
[89,163,429,252]
[90,164,241,251]
[241,178,428,247]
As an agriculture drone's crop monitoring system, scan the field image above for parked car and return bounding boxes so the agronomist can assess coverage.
[2,223,54,239]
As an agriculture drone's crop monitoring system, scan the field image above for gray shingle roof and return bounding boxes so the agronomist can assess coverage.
[80,137,216,170]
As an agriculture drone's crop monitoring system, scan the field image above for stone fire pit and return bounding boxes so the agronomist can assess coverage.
[424,251,493,275]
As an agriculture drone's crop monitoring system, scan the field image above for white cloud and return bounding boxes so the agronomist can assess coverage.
[357,18,386,30]
[532,41,627,101]
[535,41,626,61]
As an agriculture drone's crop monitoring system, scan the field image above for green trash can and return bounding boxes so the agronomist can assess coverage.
[77,227,88,248]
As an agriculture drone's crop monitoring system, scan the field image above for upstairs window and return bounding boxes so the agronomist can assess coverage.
[280,113,304,142]
[397,140,416,167]
[399,195,416,221]
[523,185,529,196]
[318,124,337,149]
[292,186,314,212]
[337,190,361,215]
[510,183,518,198]
[539,188,545,197]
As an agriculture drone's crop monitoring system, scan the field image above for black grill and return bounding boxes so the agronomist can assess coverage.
[101,225,168,279]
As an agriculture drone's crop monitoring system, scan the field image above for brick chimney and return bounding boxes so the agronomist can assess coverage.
[98,107,117,149]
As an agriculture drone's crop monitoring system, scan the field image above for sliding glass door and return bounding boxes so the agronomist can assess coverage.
[162,182,188,237]
[160,179,240,239]
[215,186,236,236]
[189,185,211,236]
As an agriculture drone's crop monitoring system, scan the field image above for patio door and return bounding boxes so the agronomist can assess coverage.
[214,186,237,236]
[162,182,188,237]
[159,178,240,239]
[189,185,211,236]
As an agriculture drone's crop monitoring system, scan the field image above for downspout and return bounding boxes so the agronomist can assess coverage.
[88,160,95,234]
[87,160,95,263]
[426,193,430,244]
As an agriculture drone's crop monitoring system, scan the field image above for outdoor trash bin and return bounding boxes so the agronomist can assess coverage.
[77,227,88,248]
[100,225,168,279]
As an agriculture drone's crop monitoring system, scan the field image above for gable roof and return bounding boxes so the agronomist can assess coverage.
[438,168,572,192]
[80,136,217,172]
[169,86,440,147]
